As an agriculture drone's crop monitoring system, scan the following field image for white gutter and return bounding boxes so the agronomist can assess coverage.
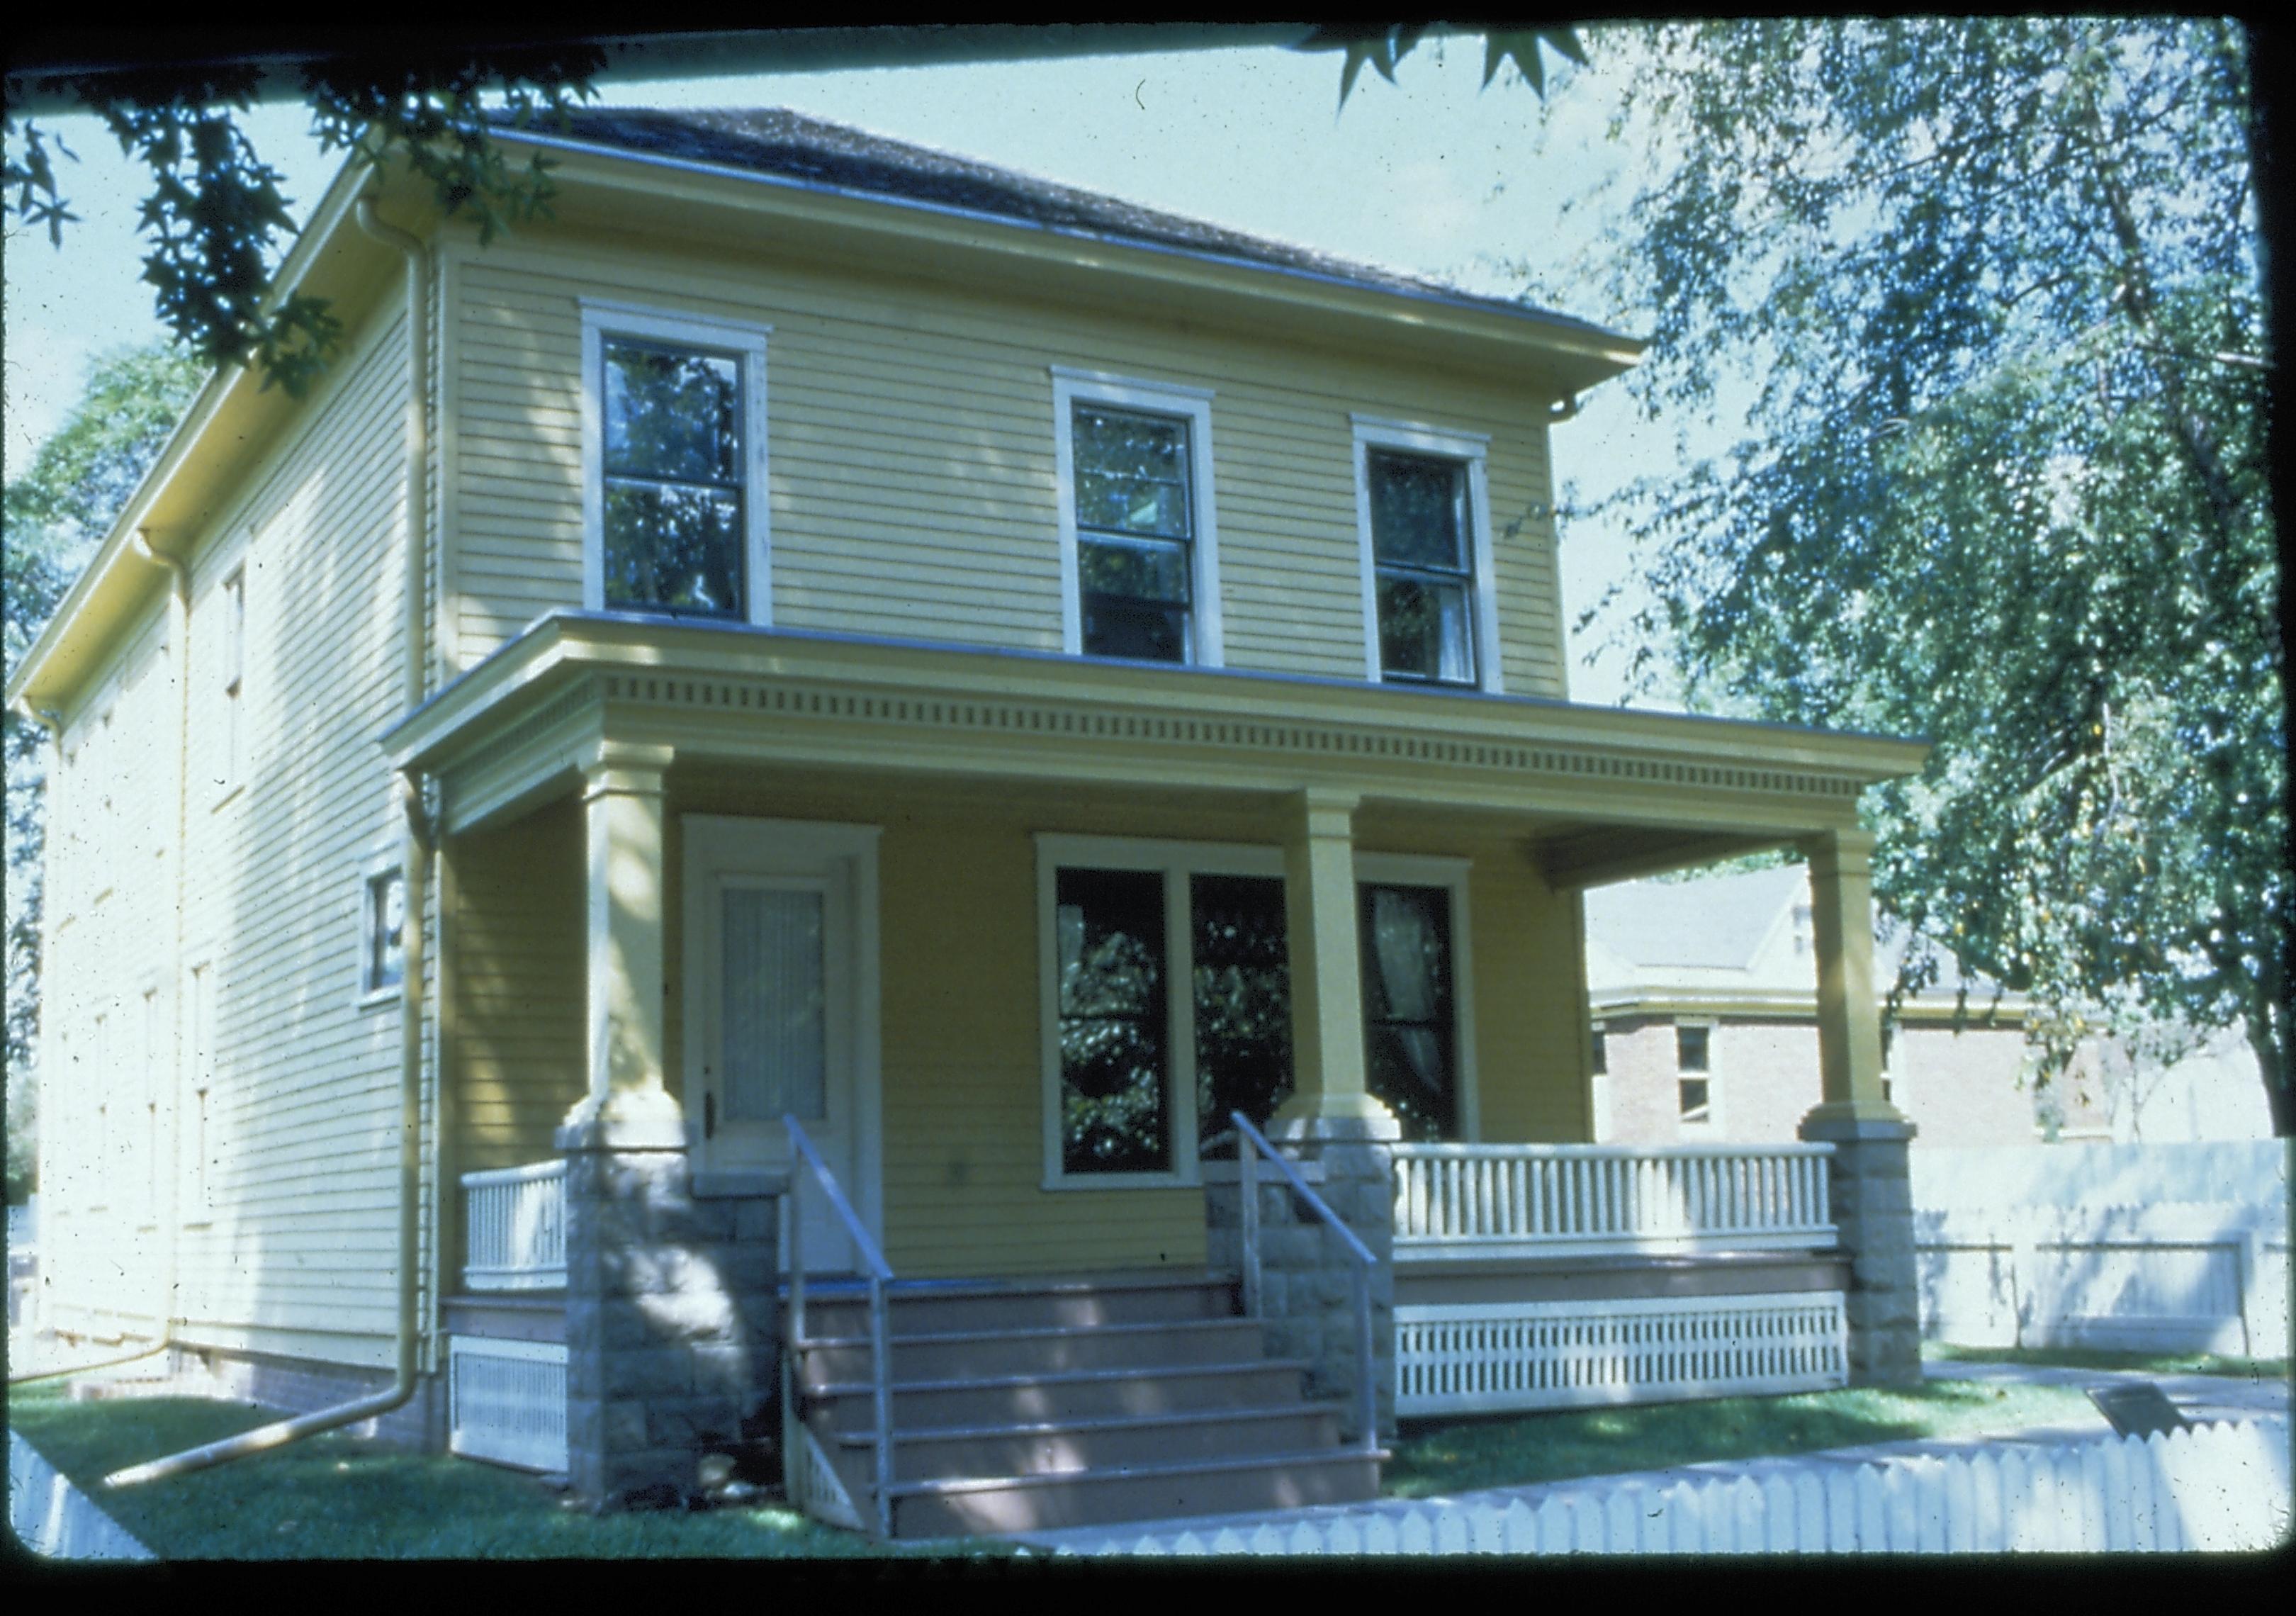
[106,193,435,1488]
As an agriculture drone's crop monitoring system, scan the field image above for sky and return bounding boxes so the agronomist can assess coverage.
[2,30,1696,705]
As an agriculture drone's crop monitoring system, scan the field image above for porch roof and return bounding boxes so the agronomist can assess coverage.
[380,612,1929,880]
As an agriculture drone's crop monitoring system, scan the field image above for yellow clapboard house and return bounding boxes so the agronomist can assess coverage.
[10,111,1927,1535]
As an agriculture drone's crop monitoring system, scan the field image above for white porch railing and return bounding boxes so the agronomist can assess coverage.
[461,1161,567,1291]
[1392,1143,1838,1261]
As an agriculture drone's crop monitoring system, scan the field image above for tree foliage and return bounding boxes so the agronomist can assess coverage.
[5,46,602,395]
[4,341,207,1199]
[1584,19,2285,1129]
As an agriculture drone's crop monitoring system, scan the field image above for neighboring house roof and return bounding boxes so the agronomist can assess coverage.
[1584,863,2018,1021]
[501,106,1633,346]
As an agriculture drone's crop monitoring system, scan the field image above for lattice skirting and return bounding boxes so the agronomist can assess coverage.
[448,1337,569,1474]
[1396,1291,1850,1416]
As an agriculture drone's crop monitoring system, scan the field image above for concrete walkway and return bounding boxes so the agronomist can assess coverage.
[1011,1362,2293,1554]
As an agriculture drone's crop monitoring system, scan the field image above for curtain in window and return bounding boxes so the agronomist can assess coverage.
[721,886,826,1123]
[1362,884,1455,1138]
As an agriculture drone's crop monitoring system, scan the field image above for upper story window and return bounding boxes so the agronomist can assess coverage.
[1675,1021,1713,1124]
[1052,369,1222,667]
[581,302,772,625]
[1352,417,1502,692]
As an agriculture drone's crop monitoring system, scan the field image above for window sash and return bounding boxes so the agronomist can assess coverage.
[1359,882,1458,1140]
[599,337,748,619]
[1366,451,1478,687]
[1071,404,1195,662]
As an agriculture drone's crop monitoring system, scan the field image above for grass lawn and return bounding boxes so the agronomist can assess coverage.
[6,1384,1013,1560]
[1383,1376,2106,1500]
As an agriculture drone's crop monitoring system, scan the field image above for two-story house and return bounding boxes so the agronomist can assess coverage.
[9,109,1929,1537]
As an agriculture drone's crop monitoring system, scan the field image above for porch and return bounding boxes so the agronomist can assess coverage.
[382,613,1925,1527]
[443,1132,1856,1527]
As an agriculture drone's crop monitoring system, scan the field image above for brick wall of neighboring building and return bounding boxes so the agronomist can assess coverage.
[1592,1012,2081,1148]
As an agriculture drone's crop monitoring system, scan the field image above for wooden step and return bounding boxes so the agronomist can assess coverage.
[831,1403,1345,1483]
[794,1316,1268,1384]
[802,1358,1318,1434]
[886,1447,1385,1538]
[794,1271,1237,1337]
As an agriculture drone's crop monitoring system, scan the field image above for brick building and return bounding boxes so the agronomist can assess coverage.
[1584,865,2271,1148]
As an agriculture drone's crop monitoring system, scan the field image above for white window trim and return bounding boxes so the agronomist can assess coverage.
[1036,834,1281,1190]
[580,299,773,626]
[185,954,215,1224]
[355,848,407,1009]
[212,553,249,809]
[1351,414,1504,694]
[1050,367,1225,667]
[1674,1016,1718,1131]
[1355,851,1480,1140]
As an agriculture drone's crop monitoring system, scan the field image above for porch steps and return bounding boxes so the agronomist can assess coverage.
[788,1272,1382,1538]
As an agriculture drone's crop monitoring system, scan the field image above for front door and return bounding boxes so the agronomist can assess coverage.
[684,816,881,1274]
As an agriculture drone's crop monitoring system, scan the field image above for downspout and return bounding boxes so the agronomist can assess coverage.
[106,193,433,1484]
[7,702,175,1386]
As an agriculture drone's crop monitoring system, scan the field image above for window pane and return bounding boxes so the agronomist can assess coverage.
[1073,408,1190,539]
[1360,884,1455,1140]
[1368,451,1467,570]
[1057,868,1169,1173]
[722,887,826,1123]
[1081,593,1188,663]
[1376,576,1475,684]
[1679,1077,1711,1121]
[1079,537,1190,605]
[604,343,741,485]
[1675,1025,1710,1072]
[604,482,743,616]
[1191,874,1290,1138]
[368,871,405,992]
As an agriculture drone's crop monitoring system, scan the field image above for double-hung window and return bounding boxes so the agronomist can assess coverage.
[581,303,771,624]
[1353,417,1502,691]
[1356,855,1478,1142]
[1052,370,1222,666]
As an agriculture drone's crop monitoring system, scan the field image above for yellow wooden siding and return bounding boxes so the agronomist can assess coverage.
[35,603,181,1332]
[150,302,418,1366]
[446,801,584,1172]
[445,230,1570,695]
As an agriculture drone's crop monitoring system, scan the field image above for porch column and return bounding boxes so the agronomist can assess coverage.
[561,741,681,1150]
[1271,785,1394,1136]
[1795,828,1920,1388]
[1259,786,1397,1435]
[1799,828,1897,1123]
[558,739,781,1510]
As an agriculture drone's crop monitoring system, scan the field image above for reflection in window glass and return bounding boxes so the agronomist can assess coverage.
[1056,868,1169,1173]
[1367,451,1475,685]
[602,340,745,617]
[1191,874,1290,1138]
[1073,405,1193,662]
[1360,883,1455,1140]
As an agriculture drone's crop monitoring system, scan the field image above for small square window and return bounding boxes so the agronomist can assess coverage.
[1675,1024,1710,1072]
[364,869,406,997]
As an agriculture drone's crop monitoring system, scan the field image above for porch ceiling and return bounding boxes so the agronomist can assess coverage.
[379,613,1928,853]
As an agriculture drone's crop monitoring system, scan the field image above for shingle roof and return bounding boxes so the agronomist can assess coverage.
[502,106,1628,342]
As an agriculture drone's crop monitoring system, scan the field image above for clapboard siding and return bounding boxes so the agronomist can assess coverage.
[446,802,584,1174]
[162,298,416,1367]
[445,229,1568,694]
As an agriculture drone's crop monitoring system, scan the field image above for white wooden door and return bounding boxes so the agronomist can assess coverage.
[685,817,881,1274]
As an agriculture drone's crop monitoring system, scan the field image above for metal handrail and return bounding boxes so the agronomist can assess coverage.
[1229,1112,1379,1457]
[783,1116,894,1538]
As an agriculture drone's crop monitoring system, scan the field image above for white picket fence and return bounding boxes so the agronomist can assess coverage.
[1050,1418,2290,1556]
[461,1160,567,1291]
[1392,1143,1836,1261]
